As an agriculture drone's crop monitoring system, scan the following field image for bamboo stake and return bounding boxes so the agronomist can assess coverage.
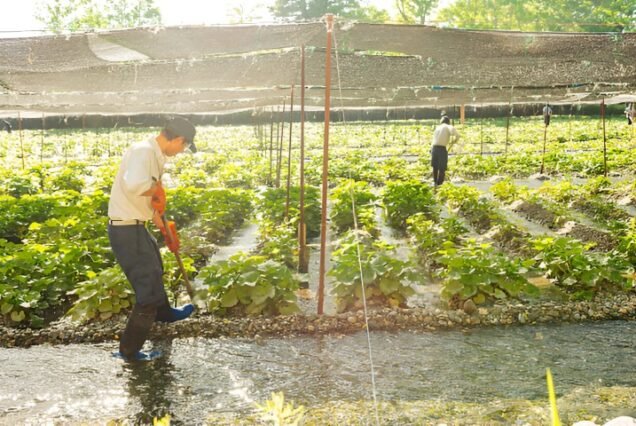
[18,112,24,169]
[540,119,548,174]
[268,109,274,186]
[318,15,334,315]
[40,113,45,164]
[285,85,295,221]
[602,98,608,177]
[505,102,511,155]
[276,99,286,188]
[299,46,308,273]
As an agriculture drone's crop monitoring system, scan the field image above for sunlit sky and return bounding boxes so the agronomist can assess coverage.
[0,0,451,36]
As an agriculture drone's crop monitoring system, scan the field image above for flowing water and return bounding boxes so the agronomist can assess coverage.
[1,321,635,424]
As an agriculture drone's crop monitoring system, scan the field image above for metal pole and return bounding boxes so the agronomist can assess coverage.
[18,112,25,170]
[318,14,334,315]
[540,120,548,174]
[299,46,308,273]
[40,113,45,164]
[276,99,286,188]
[268,110,274,186]
[285,85,295,221]
[480,106,484,156]
[505,102,511,155]
[602,98,608,177]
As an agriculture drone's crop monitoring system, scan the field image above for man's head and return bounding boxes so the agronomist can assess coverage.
[160,116,197,156]
[440,116,450,125]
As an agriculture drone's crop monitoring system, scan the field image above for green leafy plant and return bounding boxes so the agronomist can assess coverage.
[330,179,378,235]
[198,252,300,316]
[257,185,321,238]
[407,214,467,267]
[382,180,438,229]
[531,237,630,299]
[437,239,539,306]
[255,392,306,426]
[258,221,297,269]
[329,230,418,312]
[66,266,134,323]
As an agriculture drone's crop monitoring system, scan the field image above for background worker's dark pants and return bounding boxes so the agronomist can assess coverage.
[108,223,173,357]
[431,145,448,186]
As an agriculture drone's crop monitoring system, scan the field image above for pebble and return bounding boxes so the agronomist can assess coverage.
[1,293,635,347]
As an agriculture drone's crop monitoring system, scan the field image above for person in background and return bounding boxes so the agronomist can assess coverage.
[108,116,197,361]
[543,103,553,126]
[625,103,634,125]
[430,115,460,187]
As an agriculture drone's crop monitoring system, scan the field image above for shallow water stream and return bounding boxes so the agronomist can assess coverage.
[1,321,634,423]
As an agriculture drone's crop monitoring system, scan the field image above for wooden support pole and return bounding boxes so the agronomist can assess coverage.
[505,103,511,155]
[40,113,45,164]
[285,85,295,221]
[540,120,548,174]
[460,104,465,125]
[602,98,608,177]
[318,15,334,315]
[479,106,484,156]
[276,99,286,188]
[299,46,308,273]
[18,112,24,170]
[268,110,274,186]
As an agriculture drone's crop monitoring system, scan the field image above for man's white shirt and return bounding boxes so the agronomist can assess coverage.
[108,136,166,221]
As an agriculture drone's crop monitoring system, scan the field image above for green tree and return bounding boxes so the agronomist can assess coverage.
[270,0,388,22]
[437,0,635,32]
[36,0,162,34]
[396,0,439,24]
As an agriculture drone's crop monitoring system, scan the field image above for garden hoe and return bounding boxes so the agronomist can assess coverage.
[160,214,195,302]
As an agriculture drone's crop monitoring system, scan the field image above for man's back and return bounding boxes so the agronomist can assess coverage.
[432,123,458,147]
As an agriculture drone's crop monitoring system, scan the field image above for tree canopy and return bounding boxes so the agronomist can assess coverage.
[270,0,389,22]
[436,0,636,32]
[36,0,162,33]
[396,0,440,24]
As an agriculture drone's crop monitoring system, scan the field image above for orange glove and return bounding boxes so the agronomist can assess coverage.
[160,220,180,253]
[151,181,166,215]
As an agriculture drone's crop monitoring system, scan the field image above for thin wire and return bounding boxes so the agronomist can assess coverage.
[332,26,381,426]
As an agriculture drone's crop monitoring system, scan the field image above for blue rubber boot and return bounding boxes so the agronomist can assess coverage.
[113,350,162,361]
[168,304,194,323]
[156,301,195,323]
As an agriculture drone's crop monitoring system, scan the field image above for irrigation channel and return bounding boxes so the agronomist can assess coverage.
[0,322,634,424]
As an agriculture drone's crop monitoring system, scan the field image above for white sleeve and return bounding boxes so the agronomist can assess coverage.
[123,148,154,196]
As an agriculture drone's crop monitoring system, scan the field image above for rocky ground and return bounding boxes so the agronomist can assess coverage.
[1,291,634,348]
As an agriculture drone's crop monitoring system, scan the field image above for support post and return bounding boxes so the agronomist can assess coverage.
[602,98,608,177]
[276,99,286,188]
[318,15,334,315]
[540,119,548,174]
[460,104,465,125]
[285,85,295,221]
[299,46,308,273]
[505,103,511,155]
[18,112,25,169]
[268,109,274,186]
[40,113,45,164]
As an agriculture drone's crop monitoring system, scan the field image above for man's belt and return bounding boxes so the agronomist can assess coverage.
[108,219,146,226]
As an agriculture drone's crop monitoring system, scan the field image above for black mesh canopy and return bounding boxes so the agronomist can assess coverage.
[1,22,634,115]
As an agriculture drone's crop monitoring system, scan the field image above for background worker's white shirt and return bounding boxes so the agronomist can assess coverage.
[432,123,459,147]
[108,136,166,221]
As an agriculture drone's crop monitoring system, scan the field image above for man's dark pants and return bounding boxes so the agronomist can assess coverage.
[431,145,448,186]
[108,223,175,357]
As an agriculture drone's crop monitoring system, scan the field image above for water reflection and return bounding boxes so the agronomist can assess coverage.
[0,321,634,423]
[123,341,176,424]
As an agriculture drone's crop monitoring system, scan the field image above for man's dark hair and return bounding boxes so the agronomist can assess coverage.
[440,116,450,125]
